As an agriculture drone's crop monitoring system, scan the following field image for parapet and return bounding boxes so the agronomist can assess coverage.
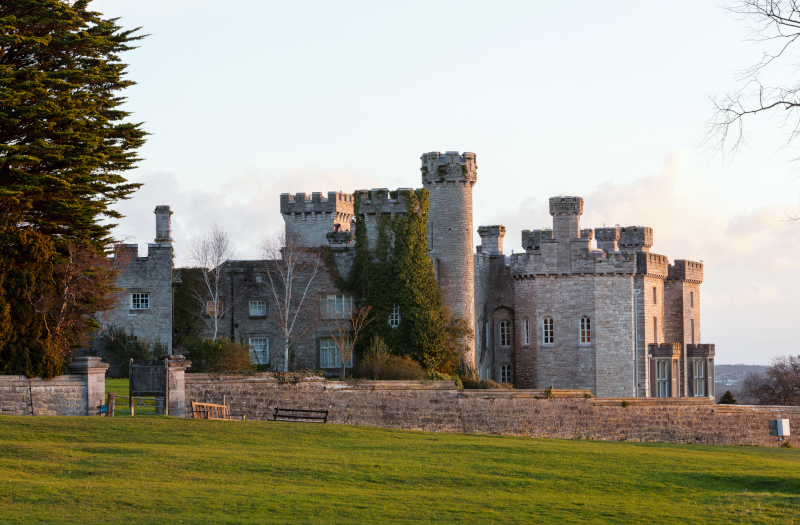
[549,196,583,216]
[687,344,715,358]
[667,259,704,283]
[521,229,552,251]
[279,191,355,215]
[580,228,593,241]
[636,252,669,278]
[595,227,620,253]
[326,230,353,246]
[477,225,505,255]
[357,188,420,215]
[420,151,477,185]
[618,226,653,253]
[648,342,682,358]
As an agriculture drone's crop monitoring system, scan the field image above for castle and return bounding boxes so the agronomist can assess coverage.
[106,151,715,398]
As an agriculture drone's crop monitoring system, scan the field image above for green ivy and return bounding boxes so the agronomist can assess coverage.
[325,188,446,369]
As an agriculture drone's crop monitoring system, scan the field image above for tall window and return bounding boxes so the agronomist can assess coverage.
[249,338,269,364]
[500,321,511,347]
[653,317,658,344]
[131,293,149,309]
[580,316,591,344]
[652,287,657,304]
[542,317,554,344]
[501,364,512,384]
[325,294,353,318]
[388,304,401,328]
[320,337,353,368]
[207,301,223,316]
[656,360,669,398]
[693,359,705,397]
[523,318,530,346]
[691,319,695,344]
[690,291,694,308]
[249,300,266,316]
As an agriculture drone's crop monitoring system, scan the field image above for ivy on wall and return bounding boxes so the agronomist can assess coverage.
[325,189,447,369]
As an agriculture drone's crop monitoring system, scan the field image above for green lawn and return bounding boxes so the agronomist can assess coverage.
[0,417,797,524]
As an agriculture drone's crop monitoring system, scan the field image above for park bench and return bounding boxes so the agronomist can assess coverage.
[273,407,328,423]
[190,402,246,420]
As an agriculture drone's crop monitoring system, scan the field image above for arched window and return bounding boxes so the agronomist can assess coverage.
[388,303,401,328]
[523,317,530,346]
[580,316,591,344]
[501,364,512,384]
[542,317,554,344]
[500,320,511,347]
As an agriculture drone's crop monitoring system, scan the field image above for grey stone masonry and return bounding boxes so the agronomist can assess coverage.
[477,225,505,255]
[595,227,620,253]
[92,206,173,374]
[0,357,109,416]
[422,151,477,365]
[281,191,354,247]
[357,188,418,251]
[619,226,653,253]
[549,196,583,240]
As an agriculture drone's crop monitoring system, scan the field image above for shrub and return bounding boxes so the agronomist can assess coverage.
[358,335,391,380]
[377,355,427,380]
[718,390,739,405]
[183,338,254,373]
[208,340,254,373]
[97,326,155,378]
[462,378,514,390]
[428,370,463,389]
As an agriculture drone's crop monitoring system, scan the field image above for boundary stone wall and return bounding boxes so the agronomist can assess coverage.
[0,357,108,416]
[183,375,799,447]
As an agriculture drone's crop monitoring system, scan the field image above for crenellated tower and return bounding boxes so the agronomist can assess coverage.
[421,151,477,365]
[279,191,355,247]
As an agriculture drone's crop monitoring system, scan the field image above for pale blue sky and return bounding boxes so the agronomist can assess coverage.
[100,0,800,364]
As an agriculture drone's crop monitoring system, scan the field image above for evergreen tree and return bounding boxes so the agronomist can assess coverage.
[718,390,738,405]
[0,0,146,249]
[0,1,146,376]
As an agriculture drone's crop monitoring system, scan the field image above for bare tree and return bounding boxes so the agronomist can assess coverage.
[259,228,323,372]
[186,223,237,341]
[741,354,800,405]
[324,304,375,380]
[705,1,800,222]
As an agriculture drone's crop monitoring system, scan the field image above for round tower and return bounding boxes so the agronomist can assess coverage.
[421,151,477,365]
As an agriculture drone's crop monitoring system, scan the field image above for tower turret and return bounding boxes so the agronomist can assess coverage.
[421,151,477,365]
[549,196,583,239]
[477,225,505,255]
[279,191,354,247]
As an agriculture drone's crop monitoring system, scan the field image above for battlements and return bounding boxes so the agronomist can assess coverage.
[521,229,553,251]
[648,342,682,358]
[477,225,505,255]
[687,344,715,357]
[420,151,477,185]
[279,191,355,215]
[595,227,620,253]
[154,205,172,243]
[580,228,593,241]
[549,196,584,216]
[357,188,420,215]
[326,230,354,245]
[618,226,653,253]
[636,252,669,278]
[667,259,704,283]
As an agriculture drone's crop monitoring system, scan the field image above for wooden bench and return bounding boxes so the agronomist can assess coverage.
[190,402,246,420]
[273,407,328,423]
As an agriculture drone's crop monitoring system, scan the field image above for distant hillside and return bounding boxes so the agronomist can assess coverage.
[715,364,768,375]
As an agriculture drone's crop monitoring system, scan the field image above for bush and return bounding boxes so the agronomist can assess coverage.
[718,390,739,405]
[183,338,254,373]
[376,355,427,380]
[461,378,514,390]
[97,326,155,378]
[428,370,463,389]
[358,335,391,380]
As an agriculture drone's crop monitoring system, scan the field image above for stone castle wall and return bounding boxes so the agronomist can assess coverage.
[182,375,799,447]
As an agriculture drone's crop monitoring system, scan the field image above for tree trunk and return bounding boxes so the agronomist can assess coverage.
[341,360,346,381]
[284,340,289,372]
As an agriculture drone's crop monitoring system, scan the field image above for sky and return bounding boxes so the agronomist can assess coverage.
[98,0,800,365]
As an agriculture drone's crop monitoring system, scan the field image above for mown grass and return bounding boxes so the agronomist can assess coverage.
[0,416,797,524]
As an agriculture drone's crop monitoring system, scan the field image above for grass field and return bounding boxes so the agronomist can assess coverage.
[0,416,797,524]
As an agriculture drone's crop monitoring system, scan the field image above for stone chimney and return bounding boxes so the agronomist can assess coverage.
[154,205,173,243]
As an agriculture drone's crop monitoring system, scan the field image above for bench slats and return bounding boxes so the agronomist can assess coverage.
[273,407,328,424]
